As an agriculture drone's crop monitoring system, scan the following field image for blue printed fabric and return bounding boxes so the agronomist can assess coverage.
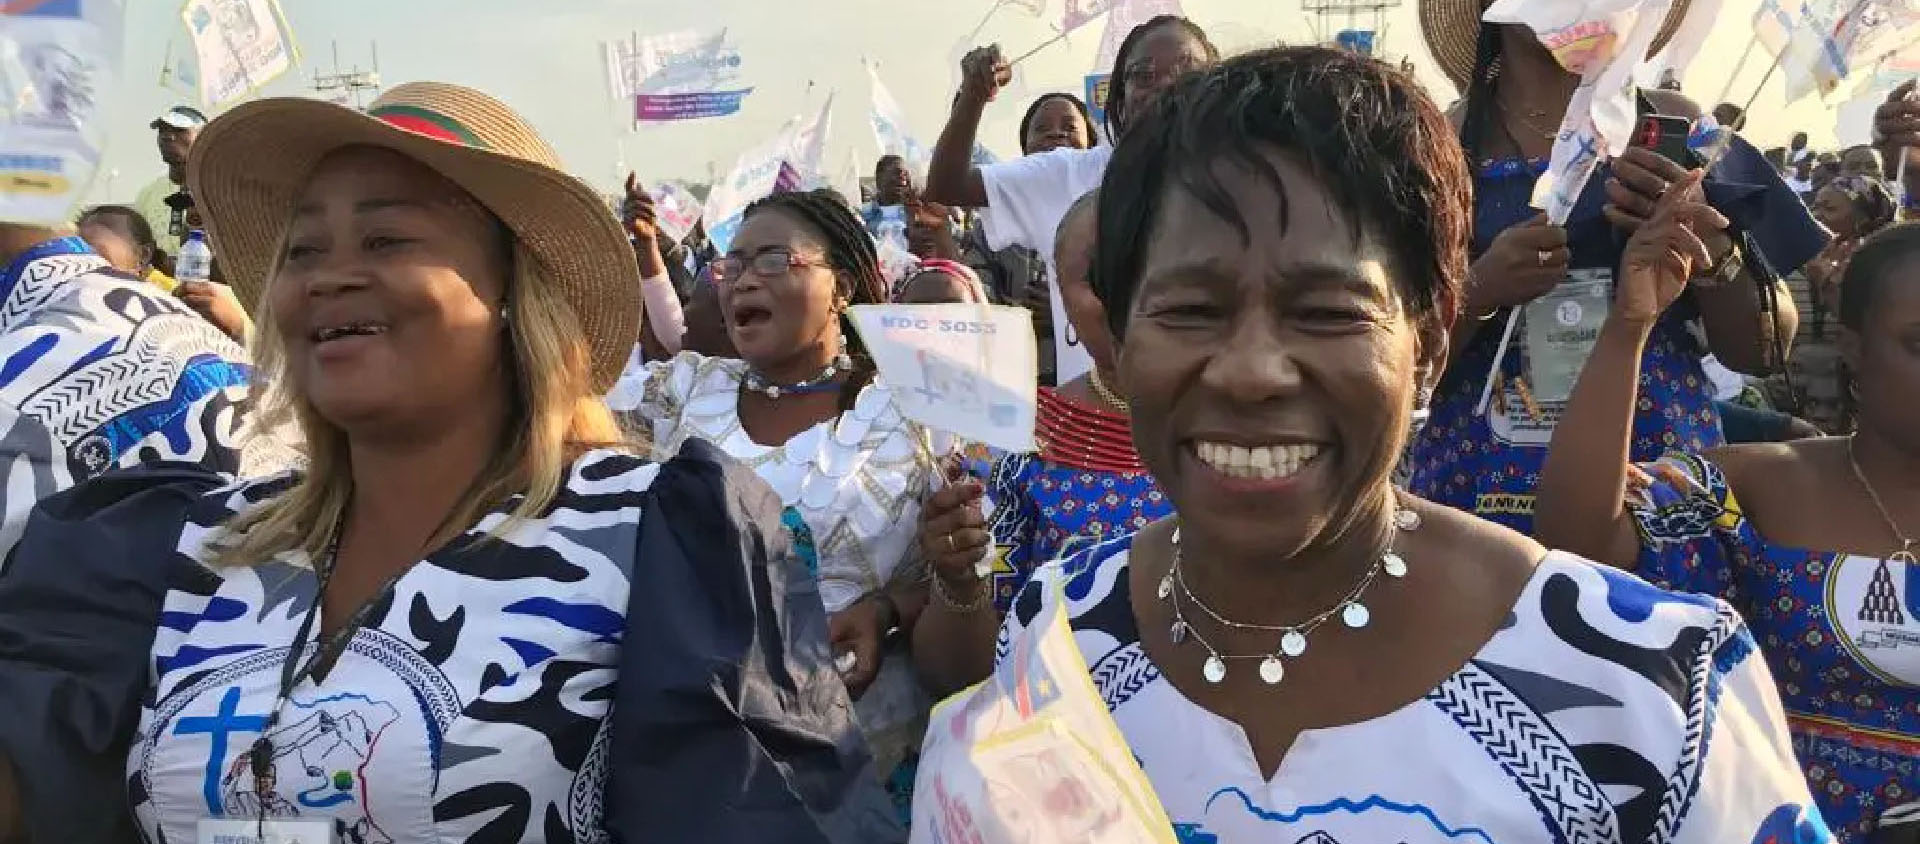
[998,535,1834,843]
[1408,136,1825,534]
[0,237,265,569]
[1629,453,1919,843]
[984,451,1167,614]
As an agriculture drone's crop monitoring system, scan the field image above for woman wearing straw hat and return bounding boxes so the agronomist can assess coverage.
[0,83,898,843]
[1404,0,1826,538]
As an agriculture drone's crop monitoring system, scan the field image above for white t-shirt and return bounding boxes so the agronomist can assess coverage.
[978,144,1113,383]
[978,144,1113,259]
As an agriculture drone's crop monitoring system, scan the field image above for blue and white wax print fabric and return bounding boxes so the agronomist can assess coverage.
[998,536,1833,844]
[127,450,656,842]
[0,236,255,566]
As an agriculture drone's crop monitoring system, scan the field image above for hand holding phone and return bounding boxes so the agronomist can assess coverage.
[1631,114,1694,166]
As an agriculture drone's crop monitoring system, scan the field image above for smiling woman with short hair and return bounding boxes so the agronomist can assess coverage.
[985,46,1829,842]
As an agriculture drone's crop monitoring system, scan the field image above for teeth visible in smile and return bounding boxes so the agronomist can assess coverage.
[1194,441,1322,480]
[314,323,387,342]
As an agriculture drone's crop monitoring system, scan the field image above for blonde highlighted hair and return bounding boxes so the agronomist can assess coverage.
[209,237,631,568]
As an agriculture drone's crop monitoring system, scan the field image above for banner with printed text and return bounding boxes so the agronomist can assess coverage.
[1,0,123,224]
[606,28,742,99]
[608,28,753,124]
[180,0,294,108]
[849,304,1037,452]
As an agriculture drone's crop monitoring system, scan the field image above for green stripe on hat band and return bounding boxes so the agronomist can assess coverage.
[368,104,491,150]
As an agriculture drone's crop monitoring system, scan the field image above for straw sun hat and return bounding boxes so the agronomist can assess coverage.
[1419,0,1694,95]
[186,81,640,392]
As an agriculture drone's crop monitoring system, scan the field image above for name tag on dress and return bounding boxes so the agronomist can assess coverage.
[196,819,336,844]
[1522,270,1613,404]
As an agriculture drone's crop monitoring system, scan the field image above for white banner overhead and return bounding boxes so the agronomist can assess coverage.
[180,0,295,108]
[867,62,931,181]
[605,28,742,100]
[0,0,124,225]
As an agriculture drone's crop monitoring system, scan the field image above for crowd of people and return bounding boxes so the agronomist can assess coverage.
[0,3,1916,843]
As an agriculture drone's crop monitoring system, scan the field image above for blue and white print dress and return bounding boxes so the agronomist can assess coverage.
[127,449,653,842]
[0,443,903,843]
[998,535,1833,843]
[0,237,281,568]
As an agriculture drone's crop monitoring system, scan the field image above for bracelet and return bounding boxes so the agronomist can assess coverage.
[931,572,992,614]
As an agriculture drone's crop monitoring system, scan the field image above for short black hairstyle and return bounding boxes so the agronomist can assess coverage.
[741,188,889,409]
[1840,222,1920,333]
[78,204,160,253]
[874,154,904,178]
[1018,93,1095,154]
[1092,46,1471,341]
[1104,15,1218,141]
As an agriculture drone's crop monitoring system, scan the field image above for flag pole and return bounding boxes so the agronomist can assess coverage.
[1714,37,1760,105]
[964,0,1009,44]
[1009,29,1071,66]
[1739,50,1786,118]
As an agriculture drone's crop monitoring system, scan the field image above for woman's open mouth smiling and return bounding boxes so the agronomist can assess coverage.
[1190,440,1325,484]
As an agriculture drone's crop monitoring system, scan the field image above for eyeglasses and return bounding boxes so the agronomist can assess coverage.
[710,248,829,284]
[1123,57,1203,88]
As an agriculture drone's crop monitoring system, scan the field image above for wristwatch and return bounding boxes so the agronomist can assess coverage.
[1693,239,1745,289]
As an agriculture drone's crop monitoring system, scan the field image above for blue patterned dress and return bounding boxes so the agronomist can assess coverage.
[1629,453,1919,843]
[0,238,275,562]
[1408,139,1825,534]
[985,387,1169,613]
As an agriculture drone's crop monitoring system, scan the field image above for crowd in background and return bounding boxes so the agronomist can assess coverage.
[0,4,1916,843]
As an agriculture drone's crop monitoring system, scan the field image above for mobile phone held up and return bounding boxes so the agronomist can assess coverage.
[1631,114,1695,167]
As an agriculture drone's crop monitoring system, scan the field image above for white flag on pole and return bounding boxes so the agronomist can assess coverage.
[848,304,1038,453]
[180,0,294,108]
[703,99,832,252]
[1477,0,1674,416]
[605,29,741,100]
[867,63,931,181]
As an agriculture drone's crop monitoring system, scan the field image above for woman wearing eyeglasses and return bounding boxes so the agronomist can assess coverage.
[607,188,948,819]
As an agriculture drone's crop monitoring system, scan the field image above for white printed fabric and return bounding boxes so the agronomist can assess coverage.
[0,237,260,569]
[129,449,656,843]
[998,535,1835,844]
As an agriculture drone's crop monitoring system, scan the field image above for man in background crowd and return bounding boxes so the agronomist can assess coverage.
[1712,102,1747,131]
[131,106,205,259]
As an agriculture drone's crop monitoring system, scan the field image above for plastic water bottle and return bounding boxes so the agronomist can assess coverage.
[176,229,214,285]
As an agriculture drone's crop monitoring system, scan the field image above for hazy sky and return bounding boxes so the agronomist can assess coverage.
[90,0,1885,205]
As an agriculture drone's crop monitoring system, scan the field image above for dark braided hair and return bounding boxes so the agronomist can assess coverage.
[1018,93,1095,154]
[1834,222,1920,432]
[741,188,888,411]
[1457,21,1506,170]
[1104,15,1219,141]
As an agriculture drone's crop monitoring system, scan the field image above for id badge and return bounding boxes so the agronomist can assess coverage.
[1522,269,1612,404]
[196,819,336,844]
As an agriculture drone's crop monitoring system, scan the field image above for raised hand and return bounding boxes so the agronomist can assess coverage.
[1465,213,1569,316]
[1617,171,1726,326]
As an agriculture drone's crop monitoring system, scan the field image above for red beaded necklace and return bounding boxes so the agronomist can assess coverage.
[1035,388,1147,473]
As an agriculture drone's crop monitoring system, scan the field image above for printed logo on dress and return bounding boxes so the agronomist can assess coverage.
[1824,553,1920,686]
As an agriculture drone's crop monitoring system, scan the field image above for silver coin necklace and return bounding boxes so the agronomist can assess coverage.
[1156,504,1421,686]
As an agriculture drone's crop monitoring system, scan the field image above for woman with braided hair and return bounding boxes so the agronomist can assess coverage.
[608,188,949,819]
